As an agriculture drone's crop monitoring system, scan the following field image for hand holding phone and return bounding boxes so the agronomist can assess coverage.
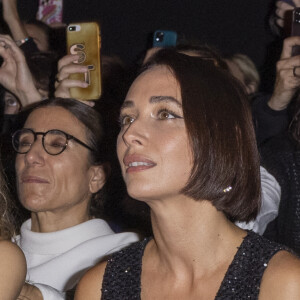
[66,22,101,100]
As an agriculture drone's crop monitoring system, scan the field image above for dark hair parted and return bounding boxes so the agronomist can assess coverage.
[19,98,107,218]
[144,49,261,222]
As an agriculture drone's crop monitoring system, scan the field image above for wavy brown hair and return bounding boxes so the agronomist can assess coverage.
[0,159,16,239]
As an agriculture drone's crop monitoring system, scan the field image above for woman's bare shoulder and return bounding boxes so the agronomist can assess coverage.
[75,260,108,300]
[0,240,26,299]
[259,250,300,299]
[0,239,26,272]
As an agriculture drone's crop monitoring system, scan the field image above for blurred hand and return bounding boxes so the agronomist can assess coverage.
[55,54,95,106]
[0,34,42,107]
[275,1,300,28]
[268,36,300,110]
[18,283,43,300]
[55,54,89,98]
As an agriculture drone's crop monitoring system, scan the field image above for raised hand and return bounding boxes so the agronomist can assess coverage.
[268,36,300,110]
[0,35,42,107]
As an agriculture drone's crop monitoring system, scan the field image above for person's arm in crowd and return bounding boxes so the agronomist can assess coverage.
[18,284,44,300]
[0,241,26,300]
[236,166,281,235]
[268,36,300,111]
[252,36,300,145]
[75,261,107,300]
[0,34,42,108]
[19,283,66,300]
[252,93,290,145]
[2,0,30,45]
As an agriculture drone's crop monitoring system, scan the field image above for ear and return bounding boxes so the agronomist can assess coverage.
[245,82,257,95]
[88,164,107,194]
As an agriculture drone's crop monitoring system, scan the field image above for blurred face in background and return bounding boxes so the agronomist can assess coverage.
[4,91,20,114]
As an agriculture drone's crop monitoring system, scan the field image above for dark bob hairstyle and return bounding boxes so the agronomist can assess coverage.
[17,98,107,218]
[143,49,261,223]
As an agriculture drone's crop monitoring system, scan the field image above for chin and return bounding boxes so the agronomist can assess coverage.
[20,195,49,212]
[126,185,159,202]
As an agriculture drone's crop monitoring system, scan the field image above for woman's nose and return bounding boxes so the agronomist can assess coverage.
[121,120,148,147]
[24,137,45,166]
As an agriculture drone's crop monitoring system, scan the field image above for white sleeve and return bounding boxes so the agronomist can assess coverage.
[236,166,281,235]
[33,283,66,300]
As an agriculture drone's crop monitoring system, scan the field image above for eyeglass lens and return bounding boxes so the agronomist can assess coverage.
[13,129,68,155]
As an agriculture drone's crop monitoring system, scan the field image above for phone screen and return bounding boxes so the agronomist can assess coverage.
[291,8,300,56]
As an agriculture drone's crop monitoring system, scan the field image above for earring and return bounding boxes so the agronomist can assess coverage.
[223,186,232,193]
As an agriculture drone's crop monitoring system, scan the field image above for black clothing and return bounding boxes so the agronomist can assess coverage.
[251,93,289,146]
[261,133,300,255]
[19,37,39,54]
[101,231,288,300]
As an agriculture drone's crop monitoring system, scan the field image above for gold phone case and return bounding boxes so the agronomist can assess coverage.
[66,22,101,100]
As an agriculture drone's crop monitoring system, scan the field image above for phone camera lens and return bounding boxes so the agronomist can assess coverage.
[69,26,76,31]
[155,32,164,42]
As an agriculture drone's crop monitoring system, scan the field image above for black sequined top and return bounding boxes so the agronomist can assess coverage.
[260,133,300,255]
[101,231,288,299]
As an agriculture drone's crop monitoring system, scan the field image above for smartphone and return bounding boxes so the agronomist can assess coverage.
[152,30,177,48]
[291,8,300,56]
[66,22,101,100]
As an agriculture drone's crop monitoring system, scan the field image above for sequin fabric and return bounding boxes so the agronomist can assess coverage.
[260,134,300,255]
[101,231,288,299]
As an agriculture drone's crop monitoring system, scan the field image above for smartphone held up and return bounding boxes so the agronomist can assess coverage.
[66,22,101,100]
[152,30,177,48]
[291,8,300,56]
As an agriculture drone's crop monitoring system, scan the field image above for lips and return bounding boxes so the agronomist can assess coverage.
[123,154,156,173]
[21,175,49,184]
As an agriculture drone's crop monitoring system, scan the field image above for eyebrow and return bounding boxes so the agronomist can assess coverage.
[150,96,182,107]
[121,96,182,110]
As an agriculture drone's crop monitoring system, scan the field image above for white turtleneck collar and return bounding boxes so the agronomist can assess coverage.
[18,218,114,255]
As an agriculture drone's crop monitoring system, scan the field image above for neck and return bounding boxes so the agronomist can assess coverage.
[147,196,245,275]
[30,203,91,233]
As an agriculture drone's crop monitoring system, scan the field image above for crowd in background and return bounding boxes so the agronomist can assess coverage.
[0,0,299,299]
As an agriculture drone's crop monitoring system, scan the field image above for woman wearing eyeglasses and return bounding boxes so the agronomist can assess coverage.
[11,98,138,300]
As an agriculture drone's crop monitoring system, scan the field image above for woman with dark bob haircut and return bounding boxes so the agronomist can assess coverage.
[75,49,300,299]
[11,98,138,299]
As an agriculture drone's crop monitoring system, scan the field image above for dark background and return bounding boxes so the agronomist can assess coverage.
[16,0,276,67]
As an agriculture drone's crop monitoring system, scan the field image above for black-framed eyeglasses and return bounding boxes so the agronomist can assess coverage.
[12,128,94,156]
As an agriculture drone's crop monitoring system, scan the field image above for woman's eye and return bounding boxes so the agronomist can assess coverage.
[50,142,65,148]
[157,110,176,120]
[47,138,66,148]
[6,98,18,106]
[19,139,31,147]
[120,115,134,126]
